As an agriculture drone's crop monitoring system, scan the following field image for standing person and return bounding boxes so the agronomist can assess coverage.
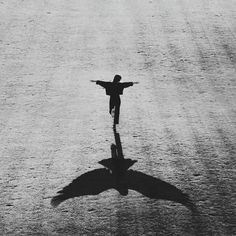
[91,74,138,125]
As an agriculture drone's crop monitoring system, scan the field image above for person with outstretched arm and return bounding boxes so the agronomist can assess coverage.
[91,74,138,125]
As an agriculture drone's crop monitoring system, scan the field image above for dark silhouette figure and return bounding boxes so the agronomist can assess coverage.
[91,75,138,125]
[51,127,195,211]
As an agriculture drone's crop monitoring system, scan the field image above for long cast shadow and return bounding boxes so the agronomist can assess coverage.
[51,127,195,211]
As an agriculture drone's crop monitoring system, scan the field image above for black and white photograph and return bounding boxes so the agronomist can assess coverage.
[0,0,235,235]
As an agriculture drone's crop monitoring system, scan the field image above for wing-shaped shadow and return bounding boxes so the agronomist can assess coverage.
[51,127,195,210]
[127,170,193,209]
[51,168,113,207]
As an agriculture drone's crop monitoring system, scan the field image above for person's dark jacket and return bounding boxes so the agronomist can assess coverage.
[96,81,133,96]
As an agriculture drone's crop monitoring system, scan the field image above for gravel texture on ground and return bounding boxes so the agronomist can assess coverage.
[0,0,235,235]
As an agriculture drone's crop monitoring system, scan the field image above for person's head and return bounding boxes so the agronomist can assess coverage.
[113,74,122,83]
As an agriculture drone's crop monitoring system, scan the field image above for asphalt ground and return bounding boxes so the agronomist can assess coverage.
[0,0,235,235]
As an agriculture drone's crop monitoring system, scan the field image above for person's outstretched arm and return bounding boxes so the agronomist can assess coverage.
[90,80,109,89]
[122,82,139,88]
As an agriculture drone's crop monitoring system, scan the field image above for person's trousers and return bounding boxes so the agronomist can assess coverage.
[109,96,121,125]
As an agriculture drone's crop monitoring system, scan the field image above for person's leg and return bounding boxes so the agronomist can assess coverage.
[109,97,115,114]
[114,100,121,124]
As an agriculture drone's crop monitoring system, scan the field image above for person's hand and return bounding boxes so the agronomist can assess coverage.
[133,82,139,84]
[90,80,97,82]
